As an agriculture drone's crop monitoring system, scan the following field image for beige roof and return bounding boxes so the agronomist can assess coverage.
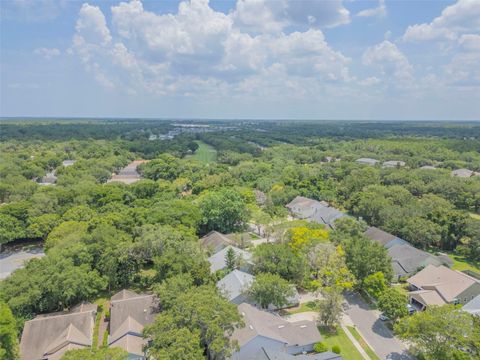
[232,303,321,348]
[407,265,479,303]
[409,290,446,307]
[199,231,235,253]
[108,290,158,356]
[20,304,97,360]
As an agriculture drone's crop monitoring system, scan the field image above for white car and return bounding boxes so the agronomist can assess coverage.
[379,313,390,321]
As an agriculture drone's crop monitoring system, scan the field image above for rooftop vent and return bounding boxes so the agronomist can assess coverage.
[300,325,307,328]
[278,325,285,329]
[249,325,254,330]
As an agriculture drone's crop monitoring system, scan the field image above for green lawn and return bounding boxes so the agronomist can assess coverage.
[469,213,480,221]
[449,252,480,274]
[92,298,108,348]
[186,141,217,164]
[347,326,380,360]
[318,326,364,360]
[285,301,317,314]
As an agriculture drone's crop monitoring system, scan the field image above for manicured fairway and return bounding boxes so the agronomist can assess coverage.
[186,141,217,163]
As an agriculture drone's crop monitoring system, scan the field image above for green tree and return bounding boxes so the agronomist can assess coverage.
[225,247,237,272]
[249,273,294,309]
[253,243,305,283]
[0,213,25,246]
[395,305,480,360]
[378,288,408,321]
[198,189,249,233]
[153,274,194,311]
[341,235,393,286]
[144,313,204,360]
[26,213,61,239]
[145,286,242,359]
[61,347,128,360]
[0,302,19,360]
[363,272,387,300]
[316,288,343,330]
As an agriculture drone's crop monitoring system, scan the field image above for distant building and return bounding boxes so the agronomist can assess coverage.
[20,303,97,360]
[107,160,148,184]
[419,165,436,170]
[108,289,158,359]
[355,158,379,166]
[382,160,406,168]
[38,171,57,186]
[451,168,479,178]
[407,265,480,310]
[62,160,76,167]
[253,348,342,360]
[230,303,322,359]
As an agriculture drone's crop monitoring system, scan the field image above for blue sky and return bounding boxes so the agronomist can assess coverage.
[1,0,479,120]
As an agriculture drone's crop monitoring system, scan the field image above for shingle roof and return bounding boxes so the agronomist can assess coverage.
[286,196,329,219]
[20,304,97,360]
[463,294,480,315]
[388,244,443,276]
[407,265,479,304]
[355,158,379,165]
[109,290,158,356]
[217,269,254,302]
[208,245,252,273]
[200,231,235,253]
[383,160,406,168]
[310,206,345,228]
[364,227,408,248]
[232,303,321,349]
[451,168,474,178]
[253,348,342,360]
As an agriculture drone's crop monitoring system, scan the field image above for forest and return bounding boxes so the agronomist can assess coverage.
[0,119,479,360]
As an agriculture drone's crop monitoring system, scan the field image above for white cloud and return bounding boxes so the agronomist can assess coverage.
[34,47,61,59]
[458,34,480,51]
[356,0,386,18]
[403,0,480,42]
[71,0,352,94]
[363,40,413,84]
[231,0,350,33]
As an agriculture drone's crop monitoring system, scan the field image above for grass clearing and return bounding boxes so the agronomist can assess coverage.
[449,253,480,275]
[186,141,217,164]
[347,326,381,360]
[285,301,317,314]
[469,213,480,221]
[318,326,364,360]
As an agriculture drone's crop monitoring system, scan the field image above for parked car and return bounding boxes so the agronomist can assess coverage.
[379,313,390,321]
[407,304,417,315]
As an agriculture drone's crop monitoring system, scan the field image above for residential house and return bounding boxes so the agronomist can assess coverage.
[38,171,57,186]
[217,269,299,309]
[382,160,406,168]
[419,165,436,170]
[286,196,345,229]
[62,160,76,167]
[286,196,329,219]
[387,243,448,281]
[108,289,158,359]
[230,303,322,360]
[108,160,148,184]
[355,158,379,166]
[252,347,342,360]
[463,294,480,316]
[207,245,253,273]
[20,303,97,360]
[407,265,480,310]
[451,168,479,178]
[364,226,408,249]
[200,231,235,254]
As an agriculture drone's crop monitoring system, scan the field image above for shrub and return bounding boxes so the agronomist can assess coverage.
[314,342,328,353]
[332,345,341,354]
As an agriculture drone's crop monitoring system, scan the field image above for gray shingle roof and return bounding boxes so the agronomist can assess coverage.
[253,348,342,360]
[217,269,254,302]
[388,244,443,277]
[463,294,480,315]
[109,290,158,356]
[364,227,408,248]
[355,158,379,165]
[200,231,235,253]
[310,206,346,229]
[20,303,97,360]
[208,245,252,273]
[232,303,322,349]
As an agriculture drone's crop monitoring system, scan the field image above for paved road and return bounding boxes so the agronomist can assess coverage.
[0,247,45,279]
[344,292,413,360]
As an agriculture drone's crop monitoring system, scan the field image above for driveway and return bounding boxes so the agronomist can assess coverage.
[344,292,413,360]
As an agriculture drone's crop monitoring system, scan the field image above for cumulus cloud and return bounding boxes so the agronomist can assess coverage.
[34,47,61,59]
[356,0,386,18]
[71,0,352,95]
[231,0,350,33]
[403,0,480,42]
[362,40,413,84]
